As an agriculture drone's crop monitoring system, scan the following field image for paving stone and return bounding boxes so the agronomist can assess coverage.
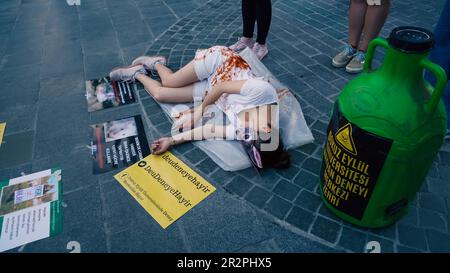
[224,175,253,197]
[275,165,301,181]
[396,245,424,253]
[310,216,341,244]
[418,208,447,232]
[0,104,37,134]
[369,223,397,241]
[32,148,96,194]
[294,189,322,212]
[40,42,83,79]
[235,239,281,253]
[426,229,450,253]
[171,142,195,155]
[0,63,41,106]
[1,44,43,69]
[253,168,281,190]
[285,206,315,232]
[263,218,339,252]
[301,157,322,174]
[293,169,320,191]
[440,151,450,165]
[84,51,124,80]
[24,186,108,253]
[427,177,450,197]
[184,147,208,165]
[338,227,367,253]
[317,202,342,223]
[245,186,272,209]
[273,179,301,201]
[398,206,418,226]
[122,43,149,65]
[180,190,269,252]
[196,157,219,175]
[397,223,428,250]
[0,131,34,169]
[264,196,292,220]
[365,235,395,253]
[419,192,448,214]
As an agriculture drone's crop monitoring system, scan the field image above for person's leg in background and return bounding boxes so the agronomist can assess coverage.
[252,0,272,60]
[242,0,256,41]
[332,0,368,69]
[229,0,257,52]
[425,0,450,138]
[346,0,390,73]
[348,0,368,50]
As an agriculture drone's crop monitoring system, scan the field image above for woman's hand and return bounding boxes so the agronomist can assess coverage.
[151,137,173,155]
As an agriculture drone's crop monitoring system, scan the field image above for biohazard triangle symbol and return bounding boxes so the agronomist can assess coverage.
[335,123,357,155]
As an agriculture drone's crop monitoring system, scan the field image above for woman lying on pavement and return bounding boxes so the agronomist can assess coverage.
[110,46,291,169]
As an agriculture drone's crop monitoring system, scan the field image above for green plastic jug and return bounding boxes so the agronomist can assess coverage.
[319,26,448,228]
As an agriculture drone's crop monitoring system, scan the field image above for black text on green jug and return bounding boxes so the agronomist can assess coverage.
[319,26,448,228]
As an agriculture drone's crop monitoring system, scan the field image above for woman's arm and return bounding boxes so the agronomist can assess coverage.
[151,124,229,155]
[200,80,247,111]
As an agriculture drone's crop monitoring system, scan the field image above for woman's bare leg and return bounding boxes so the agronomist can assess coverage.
[155,60,199,88]
[348,0,368,48]
[135,74,194,103]
[358,0,390,51]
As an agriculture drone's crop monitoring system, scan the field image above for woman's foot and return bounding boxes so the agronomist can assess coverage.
[252,43,268,60]
[229,37,255,52]
[109,64,147,82]
[131,56,167,73]
[345,51,366,74]
[332,44,357,68]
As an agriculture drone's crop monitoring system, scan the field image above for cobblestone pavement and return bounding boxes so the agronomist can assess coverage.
[0,0,449,253]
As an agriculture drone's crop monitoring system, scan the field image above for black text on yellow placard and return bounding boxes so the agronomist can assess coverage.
[114,152,216,228]
[0,123,5,147]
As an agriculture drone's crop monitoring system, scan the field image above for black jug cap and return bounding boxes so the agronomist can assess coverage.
[388,26,435,53]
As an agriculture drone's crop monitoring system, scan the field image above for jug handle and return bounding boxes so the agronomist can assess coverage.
[364,38,389,72]
[421,59,448,114]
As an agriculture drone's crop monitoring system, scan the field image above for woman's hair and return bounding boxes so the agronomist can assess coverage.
[258,129,291,169]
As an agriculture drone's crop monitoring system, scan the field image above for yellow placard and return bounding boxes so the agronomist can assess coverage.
[0,123,5,147]
[114,151,216,229]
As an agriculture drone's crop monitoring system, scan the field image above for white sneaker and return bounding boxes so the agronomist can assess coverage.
[109,64,147,82]
[345,51,366,74]
[252,42,268,60]
[229,37,255,52]
[131,56,167,72]
[332,44,357,68]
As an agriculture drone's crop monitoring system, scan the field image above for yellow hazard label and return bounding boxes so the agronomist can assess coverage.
[0,123,5,147]
[114,151,216,229]
[335,123,357,155]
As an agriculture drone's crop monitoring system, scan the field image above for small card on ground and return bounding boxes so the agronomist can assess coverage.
[114,152,216,229]
[0,123,5,147]
[85,77,136,112]
[0,168,63,252]
[90,115,151,174]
